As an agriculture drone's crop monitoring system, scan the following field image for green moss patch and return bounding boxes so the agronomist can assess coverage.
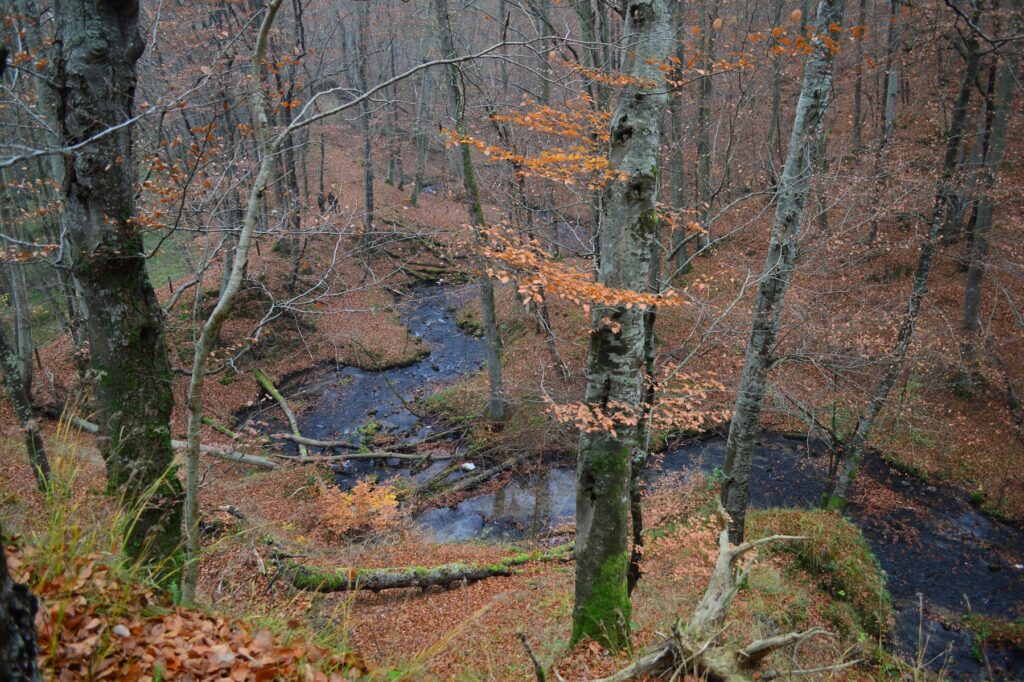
[747,509,893,638]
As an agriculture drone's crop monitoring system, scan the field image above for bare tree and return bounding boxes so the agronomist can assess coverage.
[720,0,846,543]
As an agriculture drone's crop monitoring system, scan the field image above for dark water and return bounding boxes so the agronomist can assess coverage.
[414,436,1024,679]
[248,285,1023,679]
[241,284,486,480]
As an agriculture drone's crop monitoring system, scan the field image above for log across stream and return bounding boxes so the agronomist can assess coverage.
[241,284,1023,680]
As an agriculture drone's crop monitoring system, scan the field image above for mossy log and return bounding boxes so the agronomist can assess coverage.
[279,544,572,593]
[254,368,308,458]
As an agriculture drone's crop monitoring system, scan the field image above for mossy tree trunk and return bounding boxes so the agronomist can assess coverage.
[55,0,184,566]
[0,322,48,490]
[433,0,505,422]
[720,0,845,544]
[572,0,672,651]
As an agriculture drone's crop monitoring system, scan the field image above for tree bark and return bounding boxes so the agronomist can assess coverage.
[55,0,184,565]
[0,523,40,682]
[720,0,845,544]
[433,0,506,422]
[695,0,718,250]
[572,0,672,651]
[356,0,375,245]
[961,33,1018,352]
[0,323,48,490]
[866,0,900,243]
[410,10,436,208]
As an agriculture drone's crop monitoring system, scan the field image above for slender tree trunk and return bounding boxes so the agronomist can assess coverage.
[961,106,1012,339]
[668,1,690,277]
[55,0,184,566]
[433,0,505,422]
[0,322,48,490]
[572,0,672,650]
[766,0,786,182]
[720,0,845,544]
[410,10,435,208]
[852,0,867,149]
[356,1,374,244]
[181,0,285,604]
[385,38,404,190]
[0,522,41,682]
[695,0,718,250]
[823,5,1003,509]
[866,0,899,243]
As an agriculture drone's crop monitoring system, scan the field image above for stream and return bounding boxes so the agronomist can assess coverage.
[243,284,1023,680]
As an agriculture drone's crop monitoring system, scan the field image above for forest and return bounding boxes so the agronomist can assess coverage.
[0,0,1022,679]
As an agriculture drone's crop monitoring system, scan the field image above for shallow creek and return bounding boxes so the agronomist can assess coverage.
[243,284,1023,679]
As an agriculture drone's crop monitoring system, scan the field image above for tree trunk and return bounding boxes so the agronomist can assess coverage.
[851,0,867,149]
[433,0,505,422]
[720,0,845,544]
[695,0,718,250]
[766,0,786,182]
[572,0,672,650]
[281,544,571,593]
[356,0,375,245]
[181,0,285,604]
[866,0,900,243]
[961,51,1017,347]
[55,0,184,566]
[0,523,40,682]
[410,12,435,207]
[0,322,48,490]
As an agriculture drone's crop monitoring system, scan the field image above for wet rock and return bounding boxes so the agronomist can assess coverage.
[925,485,938,493]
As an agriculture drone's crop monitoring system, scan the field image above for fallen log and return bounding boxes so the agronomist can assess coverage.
[71,418,278,470]
[279,543,573,593]
[429,451,532,497]
[254,368,308,458]
[270,450,431,463]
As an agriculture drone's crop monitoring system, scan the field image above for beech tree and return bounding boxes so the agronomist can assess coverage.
[572,0,672,650]
[55,0,184,564]
[720,0,845,543]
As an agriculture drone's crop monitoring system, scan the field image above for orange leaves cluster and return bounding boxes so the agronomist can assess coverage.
[546,398,641,439]
[491,103,611,143]
[10,548,367,681]
[546,370,726,438]
[483,233,680,313]
[558,59,659,89]
[446,99,627,188]
[447,128,624,189]
[317,478,402,538]
[647,365,730,432]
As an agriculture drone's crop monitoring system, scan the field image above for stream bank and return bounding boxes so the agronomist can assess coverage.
[241,283,1023,679]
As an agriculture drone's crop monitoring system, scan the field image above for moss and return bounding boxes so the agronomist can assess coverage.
[570,551,631,650]
[747,509,893,638]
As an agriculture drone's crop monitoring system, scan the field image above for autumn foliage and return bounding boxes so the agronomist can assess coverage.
[317,478,402,538]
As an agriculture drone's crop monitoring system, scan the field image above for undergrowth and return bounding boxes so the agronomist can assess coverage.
[747,508,894,639]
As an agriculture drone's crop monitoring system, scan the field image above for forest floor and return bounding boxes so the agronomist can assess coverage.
[2,117,1023,678]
